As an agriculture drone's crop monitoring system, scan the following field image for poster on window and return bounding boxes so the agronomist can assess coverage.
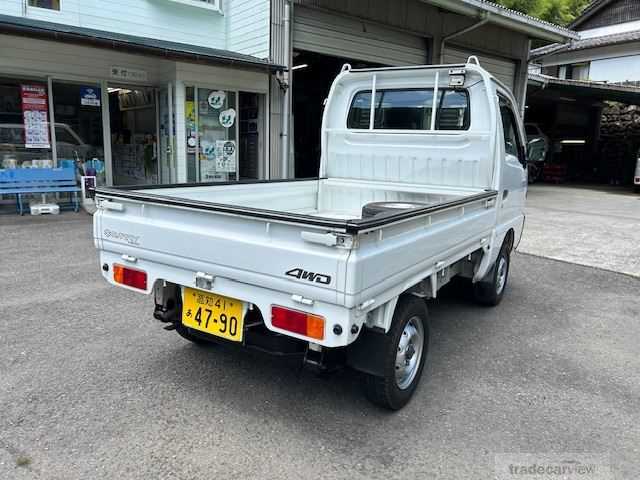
[215,140,236,173]
[21,84,50,149]
[80,86,101,107]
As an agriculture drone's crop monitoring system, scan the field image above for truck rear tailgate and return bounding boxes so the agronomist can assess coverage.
[95,197,351,306]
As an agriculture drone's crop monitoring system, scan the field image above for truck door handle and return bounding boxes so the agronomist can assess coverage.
[502,189,509,200]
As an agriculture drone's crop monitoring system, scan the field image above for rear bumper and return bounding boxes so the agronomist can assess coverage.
[99,250,364,348]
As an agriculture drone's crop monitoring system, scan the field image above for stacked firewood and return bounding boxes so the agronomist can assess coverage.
[599,103,638,184]
[600,103,640,139]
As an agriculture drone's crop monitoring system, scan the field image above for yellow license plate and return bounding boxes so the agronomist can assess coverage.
[182,288,244,342]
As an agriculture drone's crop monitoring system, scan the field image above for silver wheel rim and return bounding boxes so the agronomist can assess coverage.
[395,316,425,390]
[496,256,508,295]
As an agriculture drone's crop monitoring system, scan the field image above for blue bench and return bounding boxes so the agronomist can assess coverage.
[0,167,80,215]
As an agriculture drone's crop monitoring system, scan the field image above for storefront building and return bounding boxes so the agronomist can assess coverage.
[1,1,576,190]
[0,1,277,188]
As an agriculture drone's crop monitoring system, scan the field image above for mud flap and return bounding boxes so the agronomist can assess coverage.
[346,327,391,377]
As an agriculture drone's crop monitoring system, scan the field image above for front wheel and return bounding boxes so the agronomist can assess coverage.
[473,247,510,306]
[363,296,429,410]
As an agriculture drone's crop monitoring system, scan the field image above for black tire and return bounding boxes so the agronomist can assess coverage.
[175,323,211,346]
[363,296,429,410]
[473,247,510,306]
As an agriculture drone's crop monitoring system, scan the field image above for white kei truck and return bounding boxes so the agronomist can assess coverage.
[93,59,527,410]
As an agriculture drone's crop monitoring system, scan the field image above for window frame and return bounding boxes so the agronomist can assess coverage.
[27,0,62,12]
[346,87,471,132]
[164,0,222,13]
[498,94,526,167]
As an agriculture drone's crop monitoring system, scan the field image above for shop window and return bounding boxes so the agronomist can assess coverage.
[185,87,264,183]
[28,0,61,10]
[52,82,105,183]
[185,87,237,182]
[0,77,52,169]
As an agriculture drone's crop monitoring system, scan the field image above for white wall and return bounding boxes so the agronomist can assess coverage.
[0,0,270,58]
[590,55,640,82]
[579,19,640,39]
[226,0,270,58]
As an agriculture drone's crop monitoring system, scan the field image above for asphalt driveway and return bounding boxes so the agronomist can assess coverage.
[1,213,639,479]
[519,184,640,277]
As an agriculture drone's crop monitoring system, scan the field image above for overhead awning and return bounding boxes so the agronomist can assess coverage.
[0,14,285,73]
[528,73,640,105]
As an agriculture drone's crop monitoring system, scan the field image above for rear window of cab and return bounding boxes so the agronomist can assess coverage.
[347,88,470,131]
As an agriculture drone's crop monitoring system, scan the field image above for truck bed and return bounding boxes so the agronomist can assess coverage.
[96,177,493,232]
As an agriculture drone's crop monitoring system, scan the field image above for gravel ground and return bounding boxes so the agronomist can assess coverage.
[1,213,638,479]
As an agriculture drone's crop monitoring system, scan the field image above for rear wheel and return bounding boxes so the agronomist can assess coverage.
[473,247,510,306]
[363,296,429,410]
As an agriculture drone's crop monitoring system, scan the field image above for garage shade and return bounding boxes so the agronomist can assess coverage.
[293,6,427,66]
[443,46,517,92]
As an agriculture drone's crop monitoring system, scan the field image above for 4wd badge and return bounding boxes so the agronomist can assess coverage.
[286,268,331,285]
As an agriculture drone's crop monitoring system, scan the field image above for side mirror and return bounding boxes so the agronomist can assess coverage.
[527,138,546,163]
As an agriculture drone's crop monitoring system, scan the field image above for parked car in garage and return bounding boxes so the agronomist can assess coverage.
[524,123,549,183]
[0,122,96,168]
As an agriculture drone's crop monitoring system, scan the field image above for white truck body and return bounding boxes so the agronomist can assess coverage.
[94,61,527,407]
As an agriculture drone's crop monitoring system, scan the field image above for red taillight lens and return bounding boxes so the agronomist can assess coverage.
[271,305,325,340]
[113,264,147,290]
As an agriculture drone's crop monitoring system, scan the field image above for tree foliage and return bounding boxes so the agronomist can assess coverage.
[495,0,591,26]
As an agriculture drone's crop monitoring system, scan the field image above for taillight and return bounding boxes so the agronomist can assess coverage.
[113,264,147,290]
[271,305,325,340]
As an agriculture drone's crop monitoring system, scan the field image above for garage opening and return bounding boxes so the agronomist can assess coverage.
[526,75,640,188]
[292,50,381,178]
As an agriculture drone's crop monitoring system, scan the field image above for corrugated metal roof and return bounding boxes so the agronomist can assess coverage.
[531,29,640,58]
[424,0,578,41]
[0,14,285,72]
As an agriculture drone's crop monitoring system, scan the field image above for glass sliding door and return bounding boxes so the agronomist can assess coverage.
[159,84,175,184]
[185,87,238,183]
[109,85,159,186]
[52,81,105,183]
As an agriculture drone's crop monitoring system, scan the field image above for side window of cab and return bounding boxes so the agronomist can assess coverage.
[498,96,526,167]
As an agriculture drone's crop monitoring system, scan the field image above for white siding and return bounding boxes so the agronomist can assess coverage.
[0,0,23,16]
[0,0,271,59]
[226,0,270,58]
